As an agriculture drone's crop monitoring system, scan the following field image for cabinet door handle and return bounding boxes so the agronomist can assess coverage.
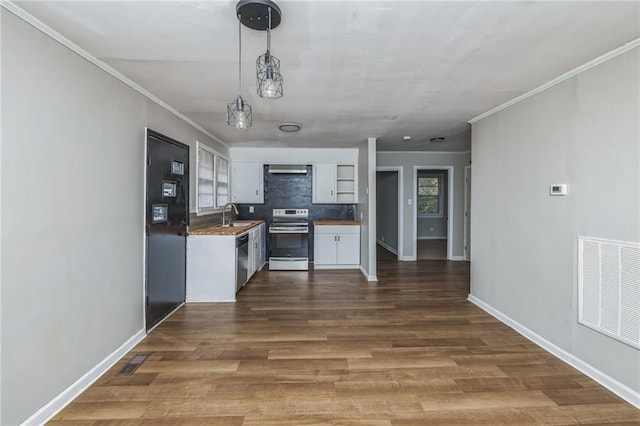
[331,190,334,196]
[255,189,258,196]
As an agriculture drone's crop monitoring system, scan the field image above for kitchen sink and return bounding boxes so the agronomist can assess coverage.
[231,221,257,227]
[220,221,257,228]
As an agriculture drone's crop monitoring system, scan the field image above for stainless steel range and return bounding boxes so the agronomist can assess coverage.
[269,208,309,270]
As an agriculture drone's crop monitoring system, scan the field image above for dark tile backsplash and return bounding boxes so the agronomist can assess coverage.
[236,165,356,260]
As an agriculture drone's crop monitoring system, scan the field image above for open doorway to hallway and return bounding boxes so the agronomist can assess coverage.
[415,168,450,260]
[376,167,402,260]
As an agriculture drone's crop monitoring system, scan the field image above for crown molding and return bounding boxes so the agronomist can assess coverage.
[378,150,471,155]
[1,0,230,149]
[469,38,640,124]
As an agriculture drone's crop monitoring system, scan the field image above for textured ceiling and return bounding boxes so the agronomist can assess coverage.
[13,1,640,151]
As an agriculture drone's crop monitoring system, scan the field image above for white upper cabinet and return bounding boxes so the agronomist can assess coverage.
[313,163,335,203]
[231,162,264,204]
[313,163,357,204]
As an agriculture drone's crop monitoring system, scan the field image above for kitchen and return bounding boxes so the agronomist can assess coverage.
[185,151,365,304]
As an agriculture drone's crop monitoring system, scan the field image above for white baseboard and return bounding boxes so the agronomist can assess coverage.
[376,240,397,255]
[417,236,446,240]
[401,256,417,261]
[23,329,147,425]
[359,266,378,282]
[467,294,640,409]
[450,256,466,261]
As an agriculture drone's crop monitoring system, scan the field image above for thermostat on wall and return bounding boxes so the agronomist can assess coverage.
[550,184,568,196]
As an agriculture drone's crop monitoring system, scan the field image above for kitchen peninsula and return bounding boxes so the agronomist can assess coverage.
[187,220,266,302]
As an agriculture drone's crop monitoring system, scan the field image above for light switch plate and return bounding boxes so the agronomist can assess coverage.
[249,206,254,213]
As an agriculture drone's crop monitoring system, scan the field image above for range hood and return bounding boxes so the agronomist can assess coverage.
[268,164,308,174]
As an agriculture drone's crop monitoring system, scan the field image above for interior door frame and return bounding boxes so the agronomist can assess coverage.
[142,128,149,332]
[143,127,189,332]
[376,166,403,260]
[464,165,471,261]
[413,165,454,260]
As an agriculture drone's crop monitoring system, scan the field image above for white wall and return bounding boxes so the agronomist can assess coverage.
[377,151,470,260]
[357,138,377,281]
[0,9,4,422]
[470,47,640,399]
[1,11,228,425]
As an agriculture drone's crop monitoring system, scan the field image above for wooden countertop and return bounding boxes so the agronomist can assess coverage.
[190,220,264,236]
[313,220,360,226]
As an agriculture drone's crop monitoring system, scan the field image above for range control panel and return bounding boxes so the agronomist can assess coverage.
[273,209,309,218]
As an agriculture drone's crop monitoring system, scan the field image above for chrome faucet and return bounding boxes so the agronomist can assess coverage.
[222,203,239,226]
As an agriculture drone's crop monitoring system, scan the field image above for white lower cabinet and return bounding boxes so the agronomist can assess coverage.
[248,223,266,278]
[314,225,360,269]
[186,223,265,302]
[187,234,237,302]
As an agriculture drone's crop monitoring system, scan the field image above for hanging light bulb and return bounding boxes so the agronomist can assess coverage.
[229,95,251,130]
[256,6,283,99]
[227,13,252,130]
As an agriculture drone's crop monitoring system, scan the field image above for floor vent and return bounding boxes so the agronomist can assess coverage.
[118,354,149,375]
[578,236,640,349]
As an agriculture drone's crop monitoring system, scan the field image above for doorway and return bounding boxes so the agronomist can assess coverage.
[464,165,471,261]
[145,129,189,331]
[376,167,403,260]
[414,166,453,260]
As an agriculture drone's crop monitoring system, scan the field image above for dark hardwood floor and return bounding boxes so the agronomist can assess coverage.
[49,250,640,425]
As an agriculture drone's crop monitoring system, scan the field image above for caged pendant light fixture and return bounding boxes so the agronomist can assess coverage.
[227,13,252,130]
[256,5,282,98]
[236,0,283,99]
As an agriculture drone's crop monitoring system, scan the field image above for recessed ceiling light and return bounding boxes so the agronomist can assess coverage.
[403,136,412,141]
[279,123,301,132]
[430,137,445,142]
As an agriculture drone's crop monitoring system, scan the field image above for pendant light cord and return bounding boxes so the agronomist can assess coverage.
[238,13,242,94]
[267,7,271,54]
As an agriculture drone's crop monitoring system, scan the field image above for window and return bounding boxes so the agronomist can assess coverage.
[418,175,444,217]
[196,142,229,215]
[216,156,229,207]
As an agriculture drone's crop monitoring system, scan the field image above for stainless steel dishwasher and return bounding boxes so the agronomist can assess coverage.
[236,233,249,292]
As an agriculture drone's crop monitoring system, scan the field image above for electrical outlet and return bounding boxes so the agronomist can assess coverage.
[249,206,254,213]
[408,199,412,205]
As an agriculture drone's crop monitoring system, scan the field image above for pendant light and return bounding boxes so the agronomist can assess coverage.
[236,1,283,99]
[227,13,252,130]
[256,6,283,99]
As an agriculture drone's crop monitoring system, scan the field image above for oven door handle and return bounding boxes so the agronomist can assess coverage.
[269,228,309,233]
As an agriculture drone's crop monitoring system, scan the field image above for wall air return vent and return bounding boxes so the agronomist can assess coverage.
[578,236,640,349]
